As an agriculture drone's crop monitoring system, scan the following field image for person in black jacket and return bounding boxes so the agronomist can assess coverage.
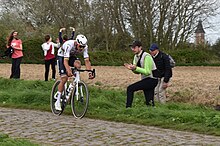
[149,43,172,103]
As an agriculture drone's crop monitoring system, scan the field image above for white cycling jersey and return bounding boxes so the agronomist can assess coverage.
[57,40,89,58]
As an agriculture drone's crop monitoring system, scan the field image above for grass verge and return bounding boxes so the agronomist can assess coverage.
[0,78,220,137]
[0,133,40,146]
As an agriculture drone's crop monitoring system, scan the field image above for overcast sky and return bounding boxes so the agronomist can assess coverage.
[205,14,220,44]
[203,2,220,44]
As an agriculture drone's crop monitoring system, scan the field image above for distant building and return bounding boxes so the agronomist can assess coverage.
[195,20,205,45]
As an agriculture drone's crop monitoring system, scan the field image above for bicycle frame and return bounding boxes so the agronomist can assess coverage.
[70,67,95,101]
[51,66,95,118]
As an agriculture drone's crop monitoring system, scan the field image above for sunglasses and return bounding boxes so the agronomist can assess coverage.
[79,45,86,49]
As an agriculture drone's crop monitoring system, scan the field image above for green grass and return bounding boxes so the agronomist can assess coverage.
[0,133,40,146]
[0,78,220,137]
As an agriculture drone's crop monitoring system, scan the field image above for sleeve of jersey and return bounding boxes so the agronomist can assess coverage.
[134,55,152,76]
[83,47,89,59]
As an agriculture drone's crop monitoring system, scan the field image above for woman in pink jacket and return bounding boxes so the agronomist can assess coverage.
[7,31,23,79]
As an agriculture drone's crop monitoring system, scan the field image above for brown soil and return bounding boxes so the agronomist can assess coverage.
[1,64,220,105]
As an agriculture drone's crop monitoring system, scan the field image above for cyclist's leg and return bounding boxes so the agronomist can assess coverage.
[58,76,68,94]
[57,75,67,96]
[55,56,68,110]
[74,60,81,68]
[69,56,81,69]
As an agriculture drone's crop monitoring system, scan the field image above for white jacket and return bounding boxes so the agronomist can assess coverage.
[41,42,60,56]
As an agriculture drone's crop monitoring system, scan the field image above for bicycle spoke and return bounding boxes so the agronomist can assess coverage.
[50,80,66,115]
[71,81,89,119]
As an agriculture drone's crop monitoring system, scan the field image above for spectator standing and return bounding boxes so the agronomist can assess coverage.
[57,27,75,57]
[58,27,75,45]
[7,31,23,79]
[41,35,60,81]
[149,43,172,103]
[124,40,158,108]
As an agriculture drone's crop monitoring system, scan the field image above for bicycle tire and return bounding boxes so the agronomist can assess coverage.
[50,80,66,115]
[71,81,89,119]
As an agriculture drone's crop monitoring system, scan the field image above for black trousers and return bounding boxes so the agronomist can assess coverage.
[10,57,22,79]
[45,58,56,81]
[126,77,158,108]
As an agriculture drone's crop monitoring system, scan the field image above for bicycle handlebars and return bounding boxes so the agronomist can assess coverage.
[70,67,96,78]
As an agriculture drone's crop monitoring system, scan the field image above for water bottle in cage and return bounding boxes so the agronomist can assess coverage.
[66,83,74,100]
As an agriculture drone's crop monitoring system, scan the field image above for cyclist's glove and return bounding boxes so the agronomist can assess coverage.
[88,72,94,79]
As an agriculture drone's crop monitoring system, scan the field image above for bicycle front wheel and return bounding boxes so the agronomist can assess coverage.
[71,81,89,119]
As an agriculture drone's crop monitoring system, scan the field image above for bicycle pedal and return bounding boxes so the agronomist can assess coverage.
[79,97,84,102]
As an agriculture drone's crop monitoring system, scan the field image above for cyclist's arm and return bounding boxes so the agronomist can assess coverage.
[83,47,91,70]
[85,57,94,79]
[84,58,92,70]
[63,58,70,70]
[64,58,72,76]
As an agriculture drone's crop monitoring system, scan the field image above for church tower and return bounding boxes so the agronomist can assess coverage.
[195,20,205,45]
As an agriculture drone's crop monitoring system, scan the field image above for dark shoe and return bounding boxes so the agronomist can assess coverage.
[146,104,151,107]
[152,101,155,107]
[214,105,220,111]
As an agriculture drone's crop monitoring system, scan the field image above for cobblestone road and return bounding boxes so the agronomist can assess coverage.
[0,107,220,146]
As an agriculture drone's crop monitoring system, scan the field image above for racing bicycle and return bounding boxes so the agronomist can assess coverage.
[50,67,95,119]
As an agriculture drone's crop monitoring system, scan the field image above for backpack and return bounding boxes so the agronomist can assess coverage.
[168,54,175,68]
[161,52,175,68]
[4,46,14,58]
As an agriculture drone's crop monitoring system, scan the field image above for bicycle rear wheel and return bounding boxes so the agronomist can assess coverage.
[71,81,89,119]
[50,80,66,115]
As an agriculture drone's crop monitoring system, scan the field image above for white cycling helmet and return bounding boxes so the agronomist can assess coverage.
[76,34,87,46]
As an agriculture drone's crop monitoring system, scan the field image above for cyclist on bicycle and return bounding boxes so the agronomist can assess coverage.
[55,34,94,111]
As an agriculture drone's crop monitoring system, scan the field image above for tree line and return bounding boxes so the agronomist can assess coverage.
[0,0,219,52]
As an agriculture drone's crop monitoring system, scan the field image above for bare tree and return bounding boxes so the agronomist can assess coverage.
[0,0,219,50]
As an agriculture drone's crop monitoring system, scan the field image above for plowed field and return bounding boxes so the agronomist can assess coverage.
[1,64,220,105]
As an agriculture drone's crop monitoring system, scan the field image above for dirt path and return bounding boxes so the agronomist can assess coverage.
[0,107,220,146]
